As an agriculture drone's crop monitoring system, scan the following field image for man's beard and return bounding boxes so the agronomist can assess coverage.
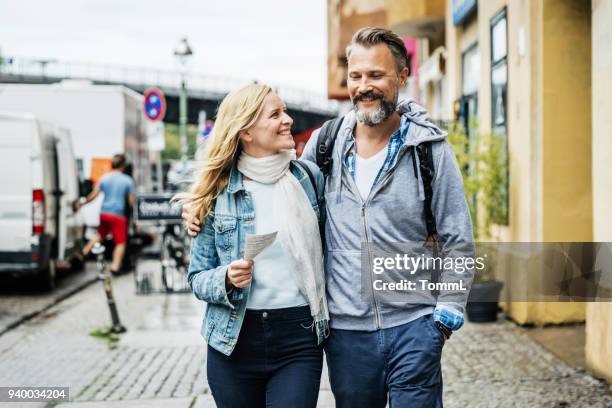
[353,90,397,127]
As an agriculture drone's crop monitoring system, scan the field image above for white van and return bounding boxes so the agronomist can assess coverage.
[0,111,84,288]
[0,82,154,232]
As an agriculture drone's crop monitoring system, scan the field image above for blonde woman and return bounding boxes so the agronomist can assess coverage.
[178,84,329,408]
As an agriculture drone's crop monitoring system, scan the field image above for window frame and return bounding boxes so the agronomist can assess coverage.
[489,7,510,226]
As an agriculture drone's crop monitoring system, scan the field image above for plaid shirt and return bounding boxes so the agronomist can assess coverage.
[343,115,410,186]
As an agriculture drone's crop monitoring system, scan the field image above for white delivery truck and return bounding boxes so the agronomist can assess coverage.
[0,81,153,230]
[0,111,84,288]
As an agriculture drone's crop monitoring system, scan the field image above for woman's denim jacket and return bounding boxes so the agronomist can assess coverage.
[188,160,324,356]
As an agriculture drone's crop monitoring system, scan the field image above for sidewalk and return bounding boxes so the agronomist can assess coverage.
[0,259,610,408]
[0,264,99,336]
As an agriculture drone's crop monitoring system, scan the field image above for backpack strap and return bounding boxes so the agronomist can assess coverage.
[414,142,438,243]
[292,160,325,240]
[313,118,342,247]
[315,118,343,177]
[292,160,318,202]
[414,142,440,297]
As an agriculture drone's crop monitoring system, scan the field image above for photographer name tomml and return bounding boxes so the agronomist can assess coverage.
[373,279,468,292]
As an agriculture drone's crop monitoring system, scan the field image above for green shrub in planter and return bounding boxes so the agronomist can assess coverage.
[447,122,507,322]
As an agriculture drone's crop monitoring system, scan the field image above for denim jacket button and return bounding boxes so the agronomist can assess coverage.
[262,312,268,318]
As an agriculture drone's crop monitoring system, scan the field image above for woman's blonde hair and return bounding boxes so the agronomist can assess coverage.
[175,83,272,223]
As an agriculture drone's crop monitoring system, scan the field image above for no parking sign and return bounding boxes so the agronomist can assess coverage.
[143,88,166,122]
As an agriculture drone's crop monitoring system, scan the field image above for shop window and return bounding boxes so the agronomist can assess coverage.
[461,43,480,220]
[490,8,509,225]
[461,43,480,140]
[491,9,508,132]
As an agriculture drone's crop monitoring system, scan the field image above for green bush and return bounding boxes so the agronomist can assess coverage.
[447,122,508,282]
[447,122,508,241]
[161,123,199,161]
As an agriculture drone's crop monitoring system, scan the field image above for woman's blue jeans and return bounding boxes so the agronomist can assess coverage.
[207,305,323,408]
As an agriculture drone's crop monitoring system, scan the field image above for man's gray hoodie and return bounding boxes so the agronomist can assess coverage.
[301,98,474,331]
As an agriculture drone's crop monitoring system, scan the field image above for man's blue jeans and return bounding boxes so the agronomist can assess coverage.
[325,314,444,408]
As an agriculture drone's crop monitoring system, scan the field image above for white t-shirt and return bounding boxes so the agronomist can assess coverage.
[243,179,308,310]
[354,147,387,200]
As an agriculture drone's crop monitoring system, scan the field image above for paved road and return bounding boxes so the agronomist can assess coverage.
[0,259,611,407]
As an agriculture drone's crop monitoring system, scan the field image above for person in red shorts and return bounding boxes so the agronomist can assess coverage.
[78,154,136,274]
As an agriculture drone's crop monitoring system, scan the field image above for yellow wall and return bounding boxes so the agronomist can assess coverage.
[586,0,612,383]
[586,297,612,381]
[541,0,592,242]
[525,0,592,326]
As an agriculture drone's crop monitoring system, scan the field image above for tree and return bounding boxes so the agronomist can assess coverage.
[447,122,507,241]
[161,123,199,161]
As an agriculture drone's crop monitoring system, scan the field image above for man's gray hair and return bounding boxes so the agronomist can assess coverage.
[345,27,410,74]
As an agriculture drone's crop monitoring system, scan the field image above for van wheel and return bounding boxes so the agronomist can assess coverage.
[35,260,57,290]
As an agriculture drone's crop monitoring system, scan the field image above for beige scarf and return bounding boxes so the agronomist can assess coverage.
[237,149,329,343]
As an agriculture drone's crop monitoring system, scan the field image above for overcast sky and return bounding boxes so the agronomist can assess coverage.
[0,0,328,94]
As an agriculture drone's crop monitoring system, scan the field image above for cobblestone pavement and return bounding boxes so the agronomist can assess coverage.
[0,263,99,335]
[0,260,610,408]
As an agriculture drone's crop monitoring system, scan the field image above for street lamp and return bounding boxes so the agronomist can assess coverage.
[33,58,57,80]
[173,38,193,167]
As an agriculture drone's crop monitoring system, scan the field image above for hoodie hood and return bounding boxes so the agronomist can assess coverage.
[396,98,448,201]
[396,98,447,146]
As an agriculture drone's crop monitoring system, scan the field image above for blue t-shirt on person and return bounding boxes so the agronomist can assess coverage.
[99,171,135,217]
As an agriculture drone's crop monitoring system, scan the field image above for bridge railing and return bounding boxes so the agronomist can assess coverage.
[0,56,340,115]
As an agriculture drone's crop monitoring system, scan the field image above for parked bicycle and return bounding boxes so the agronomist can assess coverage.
[160,223,190,292]
[133,193,189,294]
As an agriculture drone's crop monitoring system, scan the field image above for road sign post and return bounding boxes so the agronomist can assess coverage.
[143,88,166,192]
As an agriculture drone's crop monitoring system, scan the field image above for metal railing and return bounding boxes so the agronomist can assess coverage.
[0,56,340,115]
